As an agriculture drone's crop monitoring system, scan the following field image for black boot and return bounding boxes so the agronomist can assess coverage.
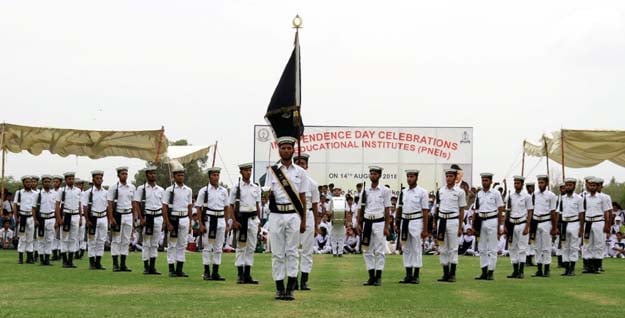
[74,251,80,260]
[39,254,45,265]
[438,265,450,282]
[34,251,38,260]
[244,266,258,284]
[568,262,576,276]
[591,259,601,274]
[518,263,525,279]
[176,261,188,277]
[96,256,105,270]
[89,257,96,270]
[18,252,24,264]
[44,254,51,266]
[543,264,551,277]
[557,255,563,268]
[561,262,570,276]
[507,263,519,279]
[275,280,285,300]
[203,265,211,280]
[399,267,412,284]
[411,268,420,284]
[582,259,592,273]
[149,258,160,275]
[374,270,382,286]
[527,255,535,266]
[26,252,34,264]
[363,269,376,285]
[448,264,457,282]
[284,277,296,300]
[211,264,225,281]
[112,255,120,272]
[597,259,604,272]
[475,266,488,280]
[120,255,131,272]
[487,270,494,280]
[51,250,59,261]
[143,260,150,274]
[67,252,76,268]
[300,272,310,290]
[61,252,68,267]
[237,266,244,284]
[80,249,85,259]
[532,264,543,277]
[168,263,176,277]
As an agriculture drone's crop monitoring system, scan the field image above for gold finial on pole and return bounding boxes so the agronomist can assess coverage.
[292,14,303,29]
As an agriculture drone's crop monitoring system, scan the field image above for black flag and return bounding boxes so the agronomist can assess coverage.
[264,31,303,139]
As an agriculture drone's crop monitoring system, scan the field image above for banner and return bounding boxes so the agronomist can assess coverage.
[254,125,473,193]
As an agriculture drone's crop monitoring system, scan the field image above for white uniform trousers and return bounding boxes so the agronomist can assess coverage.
[17,217,35,253]
[298,210,314,273]
[401,219,423,268]
[363,221,386,271]
[202,218,225,265]
[235,216,259,267]
[534,221,552,265]
[77,216,86,250]
[438,219,459,265]
[585,221,605,259]
[269,212,301,280]
[53,228,61,250]
[509,223,529,264]
[561,222,580,262]
[479,218,499,270]
[38,217,56,255]
[111,213,133,256]
[61,214,80,253]
[88,217,108,257]
[167,217,189,264]
[142,216,163,260]
[331,224,345,255]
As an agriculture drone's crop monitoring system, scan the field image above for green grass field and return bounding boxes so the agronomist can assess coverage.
[1,250,623,318]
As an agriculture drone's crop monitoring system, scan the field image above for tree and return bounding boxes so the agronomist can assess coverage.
[2,176,24,196]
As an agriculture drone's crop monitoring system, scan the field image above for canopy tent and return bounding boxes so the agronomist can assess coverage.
[166,145,212,165]
[0,122,168,199]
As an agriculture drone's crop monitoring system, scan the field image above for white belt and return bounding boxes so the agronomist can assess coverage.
[509,216,527,224]
[402,212,423,220]
[533,214,552,222]
[63,209,80,215]
[19,210,33,216]
[562,216,579,222]
[439,211,459,219]
[206,210,224,217]
[145,209,162,216]
[91,210,107,218]
[275,204,295,212]
[170,210,188,217]
[364,214,384,220]
[478,211,498,219]
[239,209,257,213]
[116,208,132,214]
[585,215,604,222]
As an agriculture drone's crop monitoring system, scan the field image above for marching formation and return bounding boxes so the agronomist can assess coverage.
[7,136,616,301]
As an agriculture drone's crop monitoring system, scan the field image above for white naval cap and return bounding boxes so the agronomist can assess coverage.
[144,165,158,172]
[405,169,420,175]
[525,182,535,186]
[368,166,383,172]
[238,163,253,169]
[116,166,129,172]
[584,176,595,182]
[74,178,84,184]
[588,177,602,184]
[63,171,75,178]
[91,170,104,176]
[480,172,494,178]
[52,175,63,180]
[558,182,565,187]
[41,174,52,180]
[171,167,185,174]
[20,175,32,181]
[536,174,549,180]
[444,169,458,175]
[293,153,310,161]
[31,175,40,181]
[564,178,577,184]
[513,175,525,181]
[616,216,622,222]
[207,167,222,174]
[276,136,297,145]
[595,177,604,184]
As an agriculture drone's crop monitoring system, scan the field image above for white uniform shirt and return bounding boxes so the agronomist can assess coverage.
[261,203,270,219]
[601,193,613,211]
[1,228,14,242]
[584,193,610,218]
[14,189,38,212]
[196,185,229,211]
[263,162,310,204]
[82,187,109,213]
[37,189,57,213]
[361,185,392,215]
[56,186,82,211]
[560,193,584,218]
[508,191,533,218]
[475,188,504,212]
[3,200,13,213]
[163,184,193,212]
[133,183,165,210]
[401,185,429,213]
[304,176,320,210]
[229,180,260,212]
[437,186,467,213]
[533,189,557,216]
[107,182,136,210]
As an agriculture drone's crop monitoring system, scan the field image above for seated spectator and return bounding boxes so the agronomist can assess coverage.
[611,232,625,258]
[459,227,477,256]
[0,210,15,231]
[313,227,331,254]
[344,227,360,254]
[497,225,508,256]
[319,214,331,233]
[610,216,624,241]
[423,235,438,255]
[1,220,15,249]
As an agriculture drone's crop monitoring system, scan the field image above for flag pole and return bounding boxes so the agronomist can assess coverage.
[212,140,218,168]
[521,140,526,177]
[543,135,550,180]
[1,123,6,203]
[154,126,165,165]
[293,14,302,160]
[560,129,565,181]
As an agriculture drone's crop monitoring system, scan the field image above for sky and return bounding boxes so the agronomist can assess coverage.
[1,0,625,188]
